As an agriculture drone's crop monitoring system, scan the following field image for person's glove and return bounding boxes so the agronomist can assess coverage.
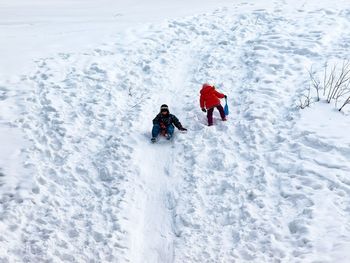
[179,127,187,131]
[201,108,206,113]
[160,122,166,129]
[224,95,227,99]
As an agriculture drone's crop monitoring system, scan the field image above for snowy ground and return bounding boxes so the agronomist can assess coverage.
[1,0,350,262]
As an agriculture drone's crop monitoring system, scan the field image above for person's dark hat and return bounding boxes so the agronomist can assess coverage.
[160,104,169,113]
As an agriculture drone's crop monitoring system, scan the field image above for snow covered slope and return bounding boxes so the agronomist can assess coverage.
[0,0,237,77]
[1,0,350,262]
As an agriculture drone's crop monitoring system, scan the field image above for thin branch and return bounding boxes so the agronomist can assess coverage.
[326,65,337,103]
[328,60,350,102]
[308,67,320,101]
[299,85,311,109]
[339,96,350,111]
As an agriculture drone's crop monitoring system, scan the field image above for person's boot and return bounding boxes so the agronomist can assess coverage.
[151,137,156,143]
[222,117,227,121]
[166,134,172,140]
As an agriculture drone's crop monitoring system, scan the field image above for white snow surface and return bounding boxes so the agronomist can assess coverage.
[1,0,350,262]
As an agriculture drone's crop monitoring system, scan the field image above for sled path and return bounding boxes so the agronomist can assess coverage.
[128,48,192,262]
[1,1,350,262]
[129,142,175,263]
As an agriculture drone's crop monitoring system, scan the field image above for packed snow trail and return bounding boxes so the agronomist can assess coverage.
[1,2,350,263]
[128,46,193,262]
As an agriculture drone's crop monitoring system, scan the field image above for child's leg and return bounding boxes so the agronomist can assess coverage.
[166,125,175,137]
[152,124,161,138]
[207,108,214,126]
[216,105,226,120]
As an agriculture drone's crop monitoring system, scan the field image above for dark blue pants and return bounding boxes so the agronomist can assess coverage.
[152,124,174,138]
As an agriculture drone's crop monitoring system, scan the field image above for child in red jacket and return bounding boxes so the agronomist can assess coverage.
[200,83,227,126]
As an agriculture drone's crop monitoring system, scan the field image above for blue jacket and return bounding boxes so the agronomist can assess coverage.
[152,113,183,129]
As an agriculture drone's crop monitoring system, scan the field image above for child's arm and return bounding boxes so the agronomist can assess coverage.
[171,115,187,131]
[200,94,205,109]
[213,89,225,99]
[152,114,160,124]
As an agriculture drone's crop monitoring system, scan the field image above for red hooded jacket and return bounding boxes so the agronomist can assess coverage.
[200,84,225,109]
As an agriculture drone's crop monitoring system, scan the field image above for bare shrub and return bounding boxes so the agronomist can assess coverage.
[302,60,350,112]
[298,85,311,109]
[326,60,350,104]
[308,67,321,102]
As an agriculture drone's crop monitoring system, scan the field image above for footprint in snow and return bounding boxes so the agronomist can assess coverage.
[0,87,8,101]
